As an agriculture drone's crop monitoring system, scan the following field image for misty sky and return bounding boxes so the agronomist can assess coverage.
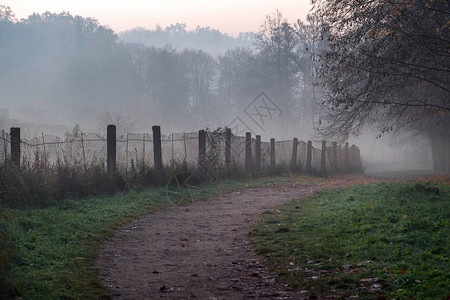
[3,0,311,35]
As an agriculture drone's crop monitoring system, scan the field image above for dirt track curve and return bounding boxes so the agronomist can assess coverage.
[98,179,367,299]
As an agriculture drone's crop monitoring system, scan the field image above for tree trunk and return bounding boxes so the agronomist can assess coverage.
[431,135,450,174]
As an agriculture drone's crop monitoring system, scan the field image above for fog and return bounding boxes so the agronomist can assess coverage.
[351,131,433,173]
[0,7,439,172]
[119,25,255,57]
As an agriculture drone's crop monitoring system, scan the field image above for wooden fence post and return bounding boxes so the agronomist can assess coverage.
[152,126,163,180]
[125,133,129,175]
[198,129,206,169]
[255,135,261,171]
[225,128,231,170]
[41,133,47,168]
[350,144,358,171]
[320,140,326,176]
[143,133,146,166]
[291,138,298,171]
[356,146,362,171]
[306,140,312,174]
[107,125,116,175]
[344,142,349,172]
[270,138,276,169]
[349,145,354,171]
[2,130,7,165]
[332,141,337,172]
[245,132,252,172]
[80,132,86,175]
[10,127,20,168]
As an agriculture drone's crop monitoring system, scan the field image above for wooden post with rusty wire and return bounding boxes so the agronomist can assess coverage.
[291,138,298,171]
[245,132,252,173]
[306,140,312,174]
[270,138,276,169]
[10,127,20,168]
[1,130,7,165]
[225,128,231,170]
[107,125,116,175]
[198,129,207,171]
[332,141,338,172]
[153,126,163,181]
[344,142,349,172]
[255,135,261,171]
[320,140,327,176]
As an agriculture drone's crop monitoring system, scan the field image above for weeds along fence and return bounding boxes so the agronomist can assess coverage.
[0,126,362,179]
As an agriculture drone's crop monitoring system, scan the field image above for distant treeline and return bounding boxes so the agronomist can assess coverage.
[0,7,320,140]
[119,24,255,56]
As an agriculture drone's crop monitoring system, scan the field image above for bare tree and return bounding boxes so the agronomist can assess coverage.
[293,15,330,127]
[313,0,449,171]
[255,11,302,134]
[182,49,219,128]
[97,109,142,134]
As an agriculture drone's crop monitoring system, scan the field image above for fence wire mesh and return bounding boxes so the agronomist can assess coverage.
[0,128,360,174]
[261,141,271,169]
[275,140,292,167]
[0,130,9,164]
[297,141,307,170]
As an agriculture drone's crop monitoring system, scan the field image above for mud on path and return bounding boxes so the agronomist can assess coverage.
[98,178,379,299]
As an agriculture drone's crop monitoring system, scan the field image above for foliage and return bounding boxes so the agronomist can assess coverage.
[0,5,15,23]
[312,0,450,172]
[255,11,326,133]
[0,162,32,207]
[0,6,326,139]
[0,207,18,299]
[203,127,226,179]
[2,120,353,208]
[249,181,450,298]
[184,50,219,128]
[313,0,449,140]
[0,160,126,209]
[0,9,138,124]
[119,23,255,56]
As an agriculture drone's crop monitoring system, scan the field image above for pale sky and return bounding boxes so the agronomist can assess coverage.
[2,0,312,35]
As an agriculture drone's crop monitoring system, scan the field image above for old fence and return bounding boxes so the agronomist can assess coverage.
[0,125,362,177]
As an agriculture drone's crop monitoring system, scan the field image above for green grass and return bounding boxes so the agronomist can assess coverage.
[2,174,322,299]
[249,182,450,299]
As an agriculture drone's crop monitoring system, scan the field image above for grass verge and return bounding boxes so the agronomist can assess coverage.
[249,181,450,299]
[2,173,349,299]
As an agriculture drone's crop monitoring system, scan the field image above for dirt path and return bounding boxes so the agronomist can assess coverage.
[98,176,388,299]
[98,174,449,299]
[98,182,344,299]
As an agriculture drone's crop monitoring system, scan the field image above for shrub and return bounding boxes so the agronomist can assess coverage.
[0,162,32,208]
[0,159,127,208]
[0,207,18,298]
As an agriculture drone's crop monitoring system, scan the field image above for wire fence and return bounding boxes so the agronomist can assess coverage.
[0,127,361,175]
[0,129,9,164]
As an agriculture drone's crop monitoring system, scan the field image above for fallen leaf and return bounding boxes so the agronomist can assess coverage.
[369,283,385,290]
[360,277,379,283]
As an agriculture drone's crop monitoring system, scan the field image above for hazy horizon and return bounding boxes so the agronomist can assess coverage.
[2,0,311,37]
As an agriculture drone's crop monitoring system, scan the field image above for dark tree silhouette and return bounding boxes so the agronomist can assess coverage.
[313,0,449,171]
